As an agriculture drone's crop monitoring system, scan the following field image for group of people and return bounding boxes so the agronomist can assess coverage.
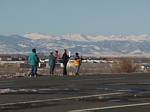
[28,48,82,77]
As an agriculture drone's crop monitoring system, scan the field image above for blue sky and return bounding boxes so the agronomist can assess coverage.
[0,0,150,35]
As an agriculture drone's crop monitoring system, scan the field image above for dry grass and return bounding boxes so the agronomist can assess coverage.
[0,59,141,77]
[111,58,139,73]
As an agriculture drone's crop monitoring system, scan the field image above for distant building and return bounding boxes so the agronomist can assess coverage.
[0,54,27,61]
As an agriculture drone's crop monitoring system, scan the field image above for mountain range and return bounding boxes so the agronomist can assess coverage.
[0,33,150,56]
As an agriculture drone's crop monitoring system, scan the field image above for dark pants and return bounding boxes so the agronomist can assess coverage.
[75,65,80,75]
[50,64,55,75]
[63,63,67,76]
[31,65,38,76]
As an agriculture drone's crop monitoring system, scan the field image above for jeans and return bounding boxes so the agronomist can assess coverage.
[75,65,80,75]
[63,63,67,76]
[50,64,55,75]
[31,65,38,76]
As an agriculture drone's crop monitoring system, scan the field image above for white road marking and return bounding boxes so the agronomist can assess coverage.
[69,102,150,112]
[0,88,79,94]
[0,92,123,106]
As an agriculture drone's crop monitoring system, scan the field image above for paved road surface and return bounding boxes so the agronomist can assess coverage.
[0,73,150,112]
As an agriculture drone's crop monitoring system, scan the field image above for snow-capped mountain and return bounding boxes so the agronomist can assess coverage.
[25,33,150,42]
[0,33,150,56]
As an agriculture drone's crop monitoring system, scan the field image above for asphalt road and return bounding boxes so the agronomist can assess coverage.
[0,73,150,112]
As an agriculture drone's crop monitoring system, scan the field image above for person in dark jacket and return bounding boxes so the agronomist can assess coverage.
[49,52,56,75]
[62,49,69,76]
[28,48,40,77]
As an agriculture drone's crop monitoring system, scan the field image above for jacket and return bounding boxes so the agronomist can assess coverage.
[49,54,56,66]
[62,53,69,64]
[74,55,81,66]
[28,52,39,66]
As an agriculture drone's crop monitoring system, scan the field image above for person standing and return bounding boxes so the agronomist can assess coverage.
[62,49,69,76]
[28,48,40,77]
[54,50,60,63]
[74,52,82,76]
[48,52,56,75]
[55,50,59,59]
